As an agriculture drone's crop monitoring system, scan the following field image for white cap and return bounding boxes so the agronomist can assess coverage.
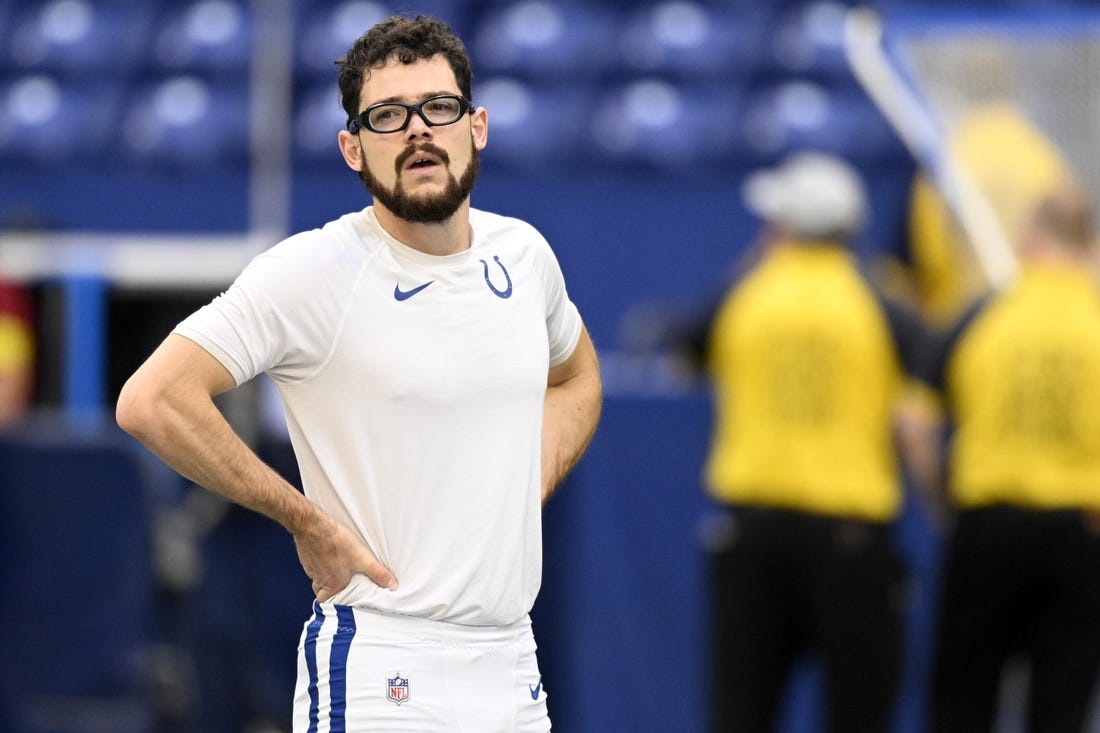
[742,151,868,241]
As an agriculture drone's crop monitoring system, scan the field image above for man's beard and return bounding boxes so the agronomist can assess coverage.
[359,141,480,224]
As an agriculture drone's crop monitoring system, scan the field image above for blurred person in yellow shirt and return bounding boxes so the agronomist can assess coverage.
[672,152,933,733]
[921,179,1100,732]
[0,278,33,429]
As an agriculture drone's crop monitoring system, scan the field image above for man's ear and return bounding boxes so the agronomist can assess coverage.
[471,106,488,152]
[338,130,364,172]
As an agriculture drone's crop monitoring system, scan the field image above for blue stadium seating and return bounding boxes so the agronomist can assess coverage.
[588,78,745,172]
[762,1,865,88]
[474,76,595,171]
[148,0,252,72]
[292,77,348,164]
[615,2,770,82]
[294,0,477,83]
[1,0,156,78]
[295,0,397,81]
[116,73,250,169]
[0,73,123,164]
[739,79,903,163]
[0,0,928,177]
[470,1,622,81]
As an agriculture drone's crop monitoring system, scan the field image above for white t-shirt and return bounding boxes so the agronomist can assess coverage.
[175,206,583,626]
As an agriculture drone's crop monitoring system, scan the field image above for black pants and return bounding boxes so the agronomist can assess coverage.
[709,507,905,733]
[928,506,1100,733]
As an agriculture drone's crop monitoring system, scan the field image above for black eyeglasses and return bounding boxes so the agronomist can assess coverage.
[348,94,473,134]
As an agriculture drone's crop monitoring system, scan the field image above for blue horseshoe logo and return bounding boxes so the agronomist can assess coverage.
[480,255,513,299]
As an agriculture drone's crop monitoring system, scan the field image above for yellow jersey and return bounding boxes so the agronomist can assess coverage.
[940,264,1100,511]
[704,242,915,521]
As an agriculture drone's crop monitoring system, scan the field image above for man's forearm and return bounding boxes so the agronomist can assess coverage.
[117,335,396,600]
[118,378,397,595]
[541,330,602,502]
[117,379,319,535]
[115,334,322,537]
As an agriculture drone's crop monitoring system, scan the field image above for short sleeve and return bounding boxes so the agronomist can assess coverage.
[173,236,350,385]
[530,233,582,367]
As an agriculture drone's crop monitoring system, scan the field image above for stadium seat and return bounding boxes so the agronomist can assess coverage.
[0,73,122,164]
[294,0,476,84]
[616,1,769,81]
[474,76,594,170]
[761,1,864,90]
[148,0,252,72]
[470,1,622,80]
[739,80,903,163]
[295,0,397,81]
[588,79,744,172]
[1,0,156,78]
[118,73,250,169]
[0,423,164,733]
[292,78,348,165]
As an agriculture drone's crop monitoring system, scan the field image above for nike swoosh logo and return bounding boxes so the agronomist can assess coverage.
[529,677,542,700]
[393,280,434,301]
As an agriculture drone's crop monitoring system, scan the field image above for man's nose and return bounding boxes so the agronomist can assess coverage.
[404,110,433,141]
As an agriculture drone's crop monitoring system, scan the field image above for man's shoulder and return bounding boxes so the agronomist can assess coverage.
[232,211,372,296]
[470,207,543,241]
[261,209,374,264]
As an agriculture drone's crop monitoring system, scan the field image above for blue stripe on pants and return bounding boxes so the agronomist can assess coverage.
[329,606,357,732]
[304,601,325,733]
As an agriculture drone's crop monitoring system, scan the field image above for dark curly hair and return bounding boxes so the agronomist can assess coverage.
[336,15,473,129]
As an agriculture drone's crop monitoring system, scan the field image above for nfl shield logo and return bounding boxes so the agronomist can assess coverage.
[387,674,410,705]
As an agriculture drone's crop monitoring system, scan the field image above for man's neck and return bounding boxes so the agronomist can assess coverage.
[373,202,473,256]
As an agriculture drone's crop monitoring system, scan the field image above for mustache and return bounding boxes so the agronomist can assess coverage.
[395,143,451,174]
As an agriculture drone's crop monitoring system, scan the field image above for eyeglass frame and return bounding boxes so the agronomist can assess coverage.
[347,94,475,135]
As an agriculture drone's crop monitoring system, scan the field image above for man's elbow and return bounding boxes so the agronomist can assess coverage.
[115,373,162,441]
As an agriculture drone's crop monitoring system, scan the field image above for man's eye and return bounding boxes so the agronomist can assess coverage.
[426,101,454,113]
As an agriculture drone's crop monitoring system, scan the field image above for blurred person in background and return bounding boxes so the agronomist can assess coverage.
[921,179,1100,733]
[878,103,1073,327]
[0,276,33,429]
[671,151,934,733]
[116,13,601,733]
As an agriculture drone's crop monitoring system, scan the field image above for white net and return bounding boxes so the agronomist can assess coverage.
[845,9,1100,318]
[898,19,1100,208]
